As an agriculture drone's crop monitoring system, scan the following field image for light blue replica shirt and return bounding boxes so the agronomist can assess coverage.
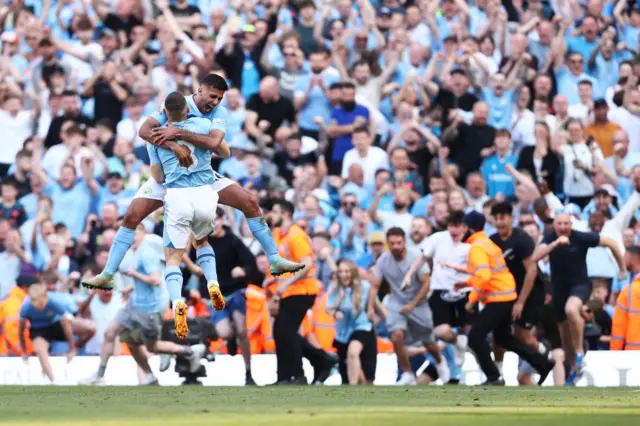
[20,292,71,329]
[147,117,215,189]
[328,281,374,344]
[130,242,166,313]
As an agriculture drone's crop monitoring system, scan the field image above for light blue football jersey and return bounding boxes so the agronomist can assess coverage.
[149,95,228,135]
[147,117,215,188]
[130,242,166,313]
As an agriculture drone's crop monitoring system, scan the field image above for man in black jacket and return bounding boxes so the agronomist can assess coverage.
[195,209,260,385]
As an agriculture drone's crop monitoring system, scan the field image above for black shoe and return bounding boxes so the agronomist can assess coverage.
[481,378,505,386]
[269,375,308,386]
[537,360,555,386]
[313,358,336,385]
[245,372,257,386]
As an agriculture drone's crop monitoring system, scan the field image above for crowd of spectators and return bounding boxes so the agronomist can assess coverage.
[2,0,640,365]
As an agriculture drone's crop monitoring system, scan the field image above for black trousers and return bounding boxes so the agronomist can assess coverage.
[273,295,326,381]
[468,301,548,382]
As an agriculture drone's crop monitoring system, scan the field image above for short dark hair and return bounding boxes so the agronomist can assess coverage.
[309,46,329,57]
[77,19,93,31]
[264,198,295,218]
[299,0,316,10]
[490,202,514,217]
[201,73,229,91]
[353,126,369,136]
[495,129,511,139]
[65,125,86,138]
[164,91,187,120]
[578,79,593,87]
[61,90,77,98]
[386,227,406,239]
[341,81,356,90]
[16,149,32,160]
[1,175,19,189]
[447,210,465,225]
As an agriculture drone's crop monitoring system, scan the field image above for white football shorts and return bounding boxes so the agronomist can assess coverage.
[134,172,235,202]
[163,186,219,249]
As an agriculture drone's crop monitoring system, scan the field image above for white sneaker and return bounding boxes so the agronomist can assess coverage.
[159,354,173,372]
[141,373,158,386]
[78,374,105,386]
[455,335,468,367]
[436,360,451,384]
[186,344,206,373]
[396,371,417,385]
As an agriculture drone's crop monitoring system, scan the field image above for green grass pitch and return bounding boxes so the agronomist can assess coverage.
[1,386,639,425]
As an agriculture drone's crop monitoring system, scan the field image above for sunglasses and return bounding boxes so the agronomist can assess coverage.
[341,202,356,207]
[519,221,535,226]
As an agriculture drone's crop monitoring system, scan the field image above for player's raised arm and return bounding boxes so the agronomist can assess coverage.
[139,114,194,168]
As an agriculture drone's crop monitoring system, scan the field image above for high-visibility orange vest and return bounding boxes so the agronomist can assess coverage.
[299,310,313,336]
[466,231,517,305]
[245,284,275,354]
[310,292,336,353]
[0,286,33,355]
[611,277,640,350]
[271,224,318,298]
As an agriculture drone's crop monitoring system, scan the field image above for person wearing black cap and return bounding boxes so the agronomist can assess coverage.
[448,211,554,385]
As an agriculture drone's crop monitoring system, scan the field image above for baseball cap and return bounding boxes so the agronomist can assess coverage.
[462,211,486,232]
[17,275,39,288]
[368,232,385,245]
[100,28,117,39]
[378,7,392,16]
[563,203,582,216]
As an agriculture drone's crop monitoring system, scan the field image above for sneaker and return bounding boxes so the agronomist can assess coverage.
[481,377,505,386]
[396,371,417,385]
[565,370,578,386]
[537,360,555,386]
[245,372,257,386]
[269,257,305,277]
[454,335,468,367]
[159,354,173,372]
[81,272,114,291]
[186,344,206,373]
[141,374,159,386]
[207,281,226,310]
[313,358,337,385]
[78,374,105,386]
[436,360,451,384]
[270,376,308,386]
[174,301,189,340]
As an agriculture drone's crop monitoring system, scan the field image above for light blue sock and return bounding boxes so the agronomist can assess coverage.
[104,227,135,274]
[246,216,279,262]
[164,265,184,306]
[196,246,218,282]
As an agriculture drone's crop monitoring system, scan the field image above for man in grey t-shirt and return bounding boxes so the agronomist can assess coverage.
[367,227,450,385]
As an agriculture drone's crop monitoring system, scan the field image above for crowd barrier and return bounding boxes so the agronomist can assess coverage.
[1,352,639,386]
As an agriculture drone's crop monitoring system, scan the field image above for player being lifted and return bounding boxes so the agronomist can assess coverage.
[148,92,229,339]
[83,74,304,291]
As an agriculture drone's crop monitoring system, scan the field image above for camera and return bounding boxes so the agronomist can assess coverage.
[161,318,218,385]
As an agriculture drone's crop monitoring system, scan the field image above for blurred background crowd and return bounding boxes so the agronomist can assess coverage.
[1,0,639,375]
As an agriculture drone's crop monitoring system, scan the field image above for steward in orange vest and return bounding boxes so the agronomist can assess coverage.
[0,276,35,356]
[458,211,554,386]
[612,246,640,350]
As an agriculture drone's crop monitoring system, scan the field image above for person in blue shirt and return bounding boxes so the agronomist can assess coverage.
[79,224,207,386]
[294,47,342,139]
[84,74,305,292]
[326,259,378,385]
[566,15,600,70]
[554,51,598,105]
[19,279,96,384]
[481,129,518,199]
[482,73,515,130]
[147,91,230,340]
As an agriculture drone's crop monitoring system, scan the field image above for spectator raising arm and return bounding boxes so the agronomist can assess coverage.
[367,182,394,226]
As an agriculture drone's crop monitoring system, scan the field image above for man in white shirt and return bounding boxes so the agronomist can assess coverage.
[41,125,85,180]
[568,80,594,121]
[341,127,389,186]
[402,210,470,366]
[116,98,147,148]
[0,94,37,176]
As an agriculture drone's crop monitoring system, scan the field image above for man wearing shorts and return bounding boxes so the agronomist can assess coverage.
[534,212,625,384]
[146,92,227,339]
[80,224,206,386]
[368,227,450,385]
[19,279,96,384]
[403,210,470,367]
[83,74,303,292]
